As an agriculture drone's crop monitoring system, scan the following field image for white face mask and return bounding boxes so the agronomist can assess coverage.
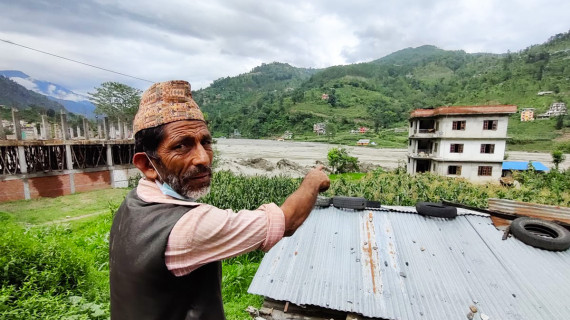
[144,153,196,201]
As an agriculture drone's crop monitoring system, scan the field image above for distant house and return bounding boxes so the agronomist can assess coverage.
[407,105,517,183]
[282,131,293,140]
[356,139,370,146]
[313,123,326,135]
[359,127,369,134]
[321,93,329,100]
[537,102,567,119]
[537,91,554,96]
[520,108,535,121]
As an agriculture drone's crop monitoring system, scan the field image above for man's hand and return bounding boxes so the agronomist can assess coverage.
[303,165,330,193]
[280,165,331,236]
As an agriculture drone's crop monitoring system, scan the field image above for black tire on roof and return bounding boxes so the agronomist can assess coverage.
[415,202,458,219]
[510,217,570,251]
[332,196,367,210]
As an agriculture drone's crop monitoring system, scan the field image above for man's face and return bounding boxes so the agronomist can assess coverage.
[154,120,214,199]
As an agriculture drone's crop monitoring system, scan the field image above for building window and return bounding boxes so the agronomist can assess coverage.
[434,143,438,152]
[409,140,412,146]
[452,121,466,130]
[478,166,493,176]
[480,144,495,154]
[410,121,413,128]
[448,165,462,175]
[450,144,464,153]
[483,120,498,130]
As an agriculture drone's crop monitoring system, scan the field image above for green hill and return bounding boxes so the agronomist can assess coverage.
[195,30,570,151]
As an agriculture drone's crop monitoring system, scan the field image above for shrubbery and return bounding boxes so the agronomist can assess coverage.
[327,147,359,173]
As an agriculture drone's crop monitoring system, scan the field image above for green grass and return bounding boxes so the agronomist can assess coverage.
[0,188,129,224]
[329,172,367,181]
[293,129,408,149]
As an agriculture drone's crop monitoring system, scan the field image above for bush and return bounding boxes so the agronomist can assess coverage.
[327,147,359,173]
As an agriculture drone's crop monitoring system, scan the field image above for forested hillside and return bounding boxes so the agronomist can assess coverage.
[195,31,570,147]
[0,76,66,113]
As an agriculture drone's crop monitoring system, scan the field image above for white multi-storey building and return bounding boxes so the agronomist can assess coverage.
[407,105,517,183]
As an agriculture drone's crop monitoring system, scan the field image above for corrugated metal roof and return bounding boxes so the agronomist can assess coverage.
[502,161,549,171]
[410,105,517,118]
[488,198,570,225]
[249,206,570,320]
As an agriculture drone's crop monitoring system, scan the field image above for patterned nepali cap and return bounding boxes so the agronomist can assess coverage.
[133,80,205,134]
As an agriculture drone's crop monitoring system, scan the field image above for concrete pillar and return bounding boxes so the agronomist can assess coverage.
[65,145,73,170]
[103,117,110,140]
[0,111,5,140]
[12,108,22,140]
[76,125,81,139]
[124,122,129,139]
[82,118,90,140]
[106,144,114,166]
[17,146,27,173]
[69,127,74,139]
[97,122,102,139]
[40,115,50,139]
[117,118,123,139]
[60,111,70,140]
[0,113,6,140]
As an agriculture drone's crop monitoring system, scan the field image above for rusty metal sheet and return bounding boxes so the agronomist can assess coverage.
[488,198,570,224]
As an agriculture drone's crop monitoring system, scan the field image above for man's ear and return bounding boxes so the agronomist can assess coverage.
[133,152,159,180]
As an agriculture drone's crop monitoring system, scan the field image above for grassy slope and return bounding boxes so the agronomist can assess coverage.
[0,188,129,224]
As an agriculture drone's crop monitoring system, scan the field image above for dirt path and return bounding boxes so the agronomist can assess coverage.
[214,139,570,177]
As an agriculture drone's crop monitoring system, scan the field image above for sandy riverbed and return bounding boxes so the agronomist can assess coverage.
[214,139,569,177]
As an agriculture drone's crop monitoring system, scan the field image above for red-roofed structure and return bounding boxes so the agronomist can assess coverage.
[407,105,517,183]
[410,105,517,118]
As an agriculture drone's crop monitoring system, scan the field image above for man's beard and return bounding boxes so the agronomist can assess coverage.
[162,165,212,200]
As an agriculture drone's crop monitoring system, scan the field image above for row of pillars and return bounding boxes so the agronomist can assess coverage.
[0,108,132,141]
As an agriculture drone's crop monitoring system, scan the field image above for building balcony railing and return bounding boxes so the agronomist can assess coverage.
[409,149,432,158]
[411,130,443,138]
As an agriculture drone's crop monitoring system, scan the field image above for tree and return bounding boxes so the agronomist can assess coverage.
[551,150,566,170]
[555,115,564,130]
[88,82,142,120]
[327,147,359,173]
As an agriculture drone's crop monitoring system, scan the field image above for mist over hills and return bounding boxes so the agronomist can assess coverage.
[0,71,96,118]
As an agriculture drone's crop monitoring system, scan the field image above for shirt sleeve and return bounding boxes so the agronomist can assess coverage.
[165,203,285,277]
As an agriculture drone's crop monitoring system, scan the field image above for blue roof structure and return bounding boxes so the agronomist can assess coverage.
[249,205,570,319]
[502,161,549,172]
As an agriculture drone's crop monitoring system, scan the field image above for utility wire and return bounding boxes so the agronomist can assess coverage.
[1,38,155,83]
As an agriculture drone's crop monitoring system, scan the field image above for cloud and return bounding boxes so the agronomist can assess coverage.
[10,77,38,91]
[0,0,569,94]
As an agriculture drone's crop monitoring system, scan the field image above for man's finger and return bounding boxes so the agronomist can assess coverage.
[314,164,324,171]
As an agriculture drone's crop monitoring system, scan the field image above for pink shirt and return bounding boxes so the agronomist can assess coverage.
[136,178,285,276]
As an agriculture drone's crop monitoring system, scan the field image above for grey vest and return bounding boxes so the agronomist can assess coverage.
[109,189,225,320]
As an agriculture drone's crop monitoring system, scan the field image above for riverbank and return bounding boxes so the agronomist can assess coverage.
[214,139,570,177]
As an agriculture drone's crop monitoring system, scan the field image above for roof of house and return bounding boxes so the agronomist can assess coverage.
[502,161,549,171]
[410,105,518,118]
[249,205,570,320]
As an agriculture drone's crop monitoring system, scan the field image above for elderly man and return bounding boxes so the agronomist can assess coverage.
[109,80,330,320]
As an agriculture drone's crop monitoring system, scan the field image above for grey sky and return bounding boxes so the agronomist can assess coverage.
[0,0,568,96]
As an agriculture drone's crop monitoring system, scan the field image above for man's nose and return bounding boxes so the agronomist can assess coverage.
[192,143,211,166]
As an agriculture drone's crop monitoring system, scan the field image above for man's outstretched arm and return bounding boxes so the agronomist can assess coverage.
[280,165,330,236]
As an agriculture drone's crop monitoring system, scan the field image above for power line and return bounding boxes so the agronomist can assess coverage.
[0,38,155,83]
